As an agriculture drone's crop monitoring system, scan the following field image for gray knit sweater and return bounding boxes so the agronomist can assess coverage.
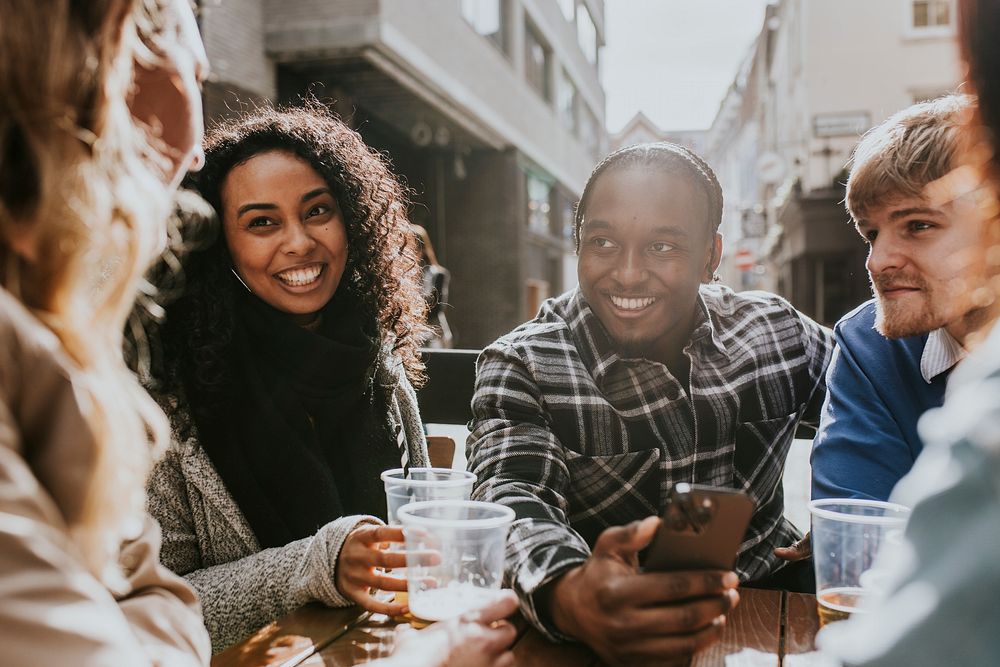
[145,356,428,653]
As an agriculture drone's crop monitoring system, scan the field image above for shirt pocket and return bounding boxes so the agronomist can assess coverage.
[733,412,798,505]
[563,448,661,545]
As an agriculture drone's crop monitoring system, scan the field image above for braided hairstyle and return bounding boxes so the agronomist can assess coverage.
[573,142,724,253]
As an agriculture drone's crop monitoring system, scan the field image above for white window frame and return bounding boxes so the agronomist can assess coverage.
[904,0,955,38]
[460,0,504,46]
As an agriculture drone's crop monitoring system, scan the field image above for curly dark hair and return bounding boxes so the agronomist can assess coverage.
[159,103,428,401]
[573,142,724,253]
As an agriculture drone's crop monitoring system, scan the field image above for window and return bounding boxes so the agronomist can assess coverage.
[557,68,577,133]
[557,0,575,22]
[576,4,598,64]
[907,0,954,35]
[911,0,951,27]
[461,0,503,50]
[524,23,551,101]
[527,173,553,235]
[560,197,576,242]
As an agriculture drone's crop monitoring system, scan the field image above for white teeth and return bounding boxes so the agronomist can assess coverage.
[276,265,322,286]
[610,296,656,310]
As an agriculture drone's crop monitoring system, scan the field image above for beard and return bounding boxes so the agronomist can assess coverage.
[873,297,943,338]
[871,272,943,338]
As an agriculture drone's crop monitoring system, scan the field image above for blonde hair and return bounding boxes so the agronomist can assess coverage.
[0,0,181,585]
[846,95,972,221]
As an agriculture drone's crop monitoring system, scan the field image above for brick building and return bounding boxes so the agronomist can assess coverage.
[195,0,607,348]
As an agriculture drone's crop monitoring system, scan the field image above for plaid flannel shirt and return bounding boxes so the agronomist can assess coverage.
[467,285,833,639]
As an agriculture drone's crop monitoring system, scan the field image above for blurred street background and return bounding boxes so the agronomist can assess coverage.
[195,0,961,347]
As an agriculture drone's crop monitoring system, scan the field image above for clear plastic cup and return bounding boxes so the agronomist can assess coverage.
[379,468,477,610]
[396,499,515,623]
[809,498,910,626]
[381,468,477,525]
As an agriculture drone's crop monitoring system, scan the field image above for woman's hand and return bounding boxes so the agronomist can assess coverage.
[381,591,519,667]
[335,524,408,615]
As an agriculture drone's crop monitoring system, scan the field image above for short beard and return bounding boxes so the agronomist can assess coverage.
[873,298,942,338]
[871,272,940,339]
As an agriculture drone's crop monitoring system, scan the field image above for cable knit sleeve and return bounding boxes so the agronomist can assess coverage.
[146,436,385,652]
[180,514,380,652]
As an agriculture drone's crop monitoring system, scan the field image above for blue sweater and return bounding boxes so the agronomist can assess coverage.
[811,300,948,501]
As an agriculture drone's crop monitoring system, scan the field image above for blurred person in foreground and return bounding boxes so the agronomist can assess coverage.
[816,0,1000,664]
[0,0,212,663]
[810,94,999,504]
[468,142,834,666]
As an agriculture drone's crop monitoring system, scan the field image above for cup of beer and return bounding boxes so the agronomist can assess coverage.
[380,468,476,608]
[396,499,515,624]
[809,498,910,626]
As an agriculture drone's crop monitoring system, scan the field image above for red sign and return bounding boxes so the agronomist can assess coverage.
[734,249,755,271]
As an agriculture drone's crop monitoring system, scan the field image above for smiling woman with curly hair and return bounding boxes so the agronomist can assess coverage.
[145,104,433,651]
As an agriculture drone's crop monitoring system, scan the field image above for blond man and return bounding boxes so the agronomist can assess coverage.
[810,94,998,501]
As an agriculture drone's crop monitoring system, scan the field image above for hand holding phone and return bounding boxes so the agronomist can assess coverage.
[643,483,755,571]
[540,516,740,667]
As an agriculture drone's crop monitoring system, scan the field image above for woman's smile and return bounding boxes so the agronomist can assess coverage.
[275,262,326,289]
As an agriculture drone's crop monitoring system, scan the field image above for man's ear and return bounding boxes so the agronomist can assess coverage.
[702,232,723,283]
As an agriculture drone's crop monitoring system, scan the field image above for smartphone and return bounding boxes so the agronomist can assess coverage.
[642,483,755,571]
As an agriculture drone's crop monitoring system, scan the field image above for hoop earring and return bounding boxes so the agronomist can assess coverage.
[231,267,252,293]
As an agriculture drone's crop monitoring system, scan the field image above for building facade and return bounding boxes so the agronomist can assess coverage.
[610,112,706,154]
[196,0,607,347]
[705,0,960,325]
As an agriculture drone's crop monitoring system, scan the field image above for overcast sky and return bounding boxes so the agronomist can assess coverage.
[602,0,774,133]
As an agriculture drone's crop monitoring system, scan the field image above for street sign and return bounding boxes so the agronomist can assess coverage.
[734,248,755,271]
[813,111,871,138]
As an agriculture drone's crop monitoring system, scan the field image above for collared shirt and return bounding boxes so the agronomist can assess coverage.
[812,301,953,502]
[919,327,966,383]
[468,285,833,638]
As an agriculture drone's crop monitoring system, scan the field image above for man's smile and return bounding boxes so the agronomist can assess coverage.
[608,294,658,312]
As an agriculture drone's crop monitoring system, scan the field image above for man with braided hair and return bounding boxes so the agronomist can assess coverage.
[468,142,834,666]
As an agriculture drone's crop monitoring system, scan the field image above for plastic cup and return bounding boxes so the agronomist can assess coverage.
[381,468,477,526]
[379,468,476,611]
[809,498,910,626]
[396,499,515,624]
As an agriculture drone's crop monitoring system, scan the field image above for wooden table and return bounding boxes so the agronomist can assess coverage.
[212,588,820,667]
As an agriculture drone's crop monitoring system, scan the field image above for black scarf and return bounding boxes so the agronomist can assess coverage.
[185,288,402,549]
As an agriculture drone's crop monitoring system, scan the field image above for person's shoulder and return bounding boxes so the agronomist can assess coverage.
[834,300,878,336]
[486,290,575,355]
[701,284,801,324]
